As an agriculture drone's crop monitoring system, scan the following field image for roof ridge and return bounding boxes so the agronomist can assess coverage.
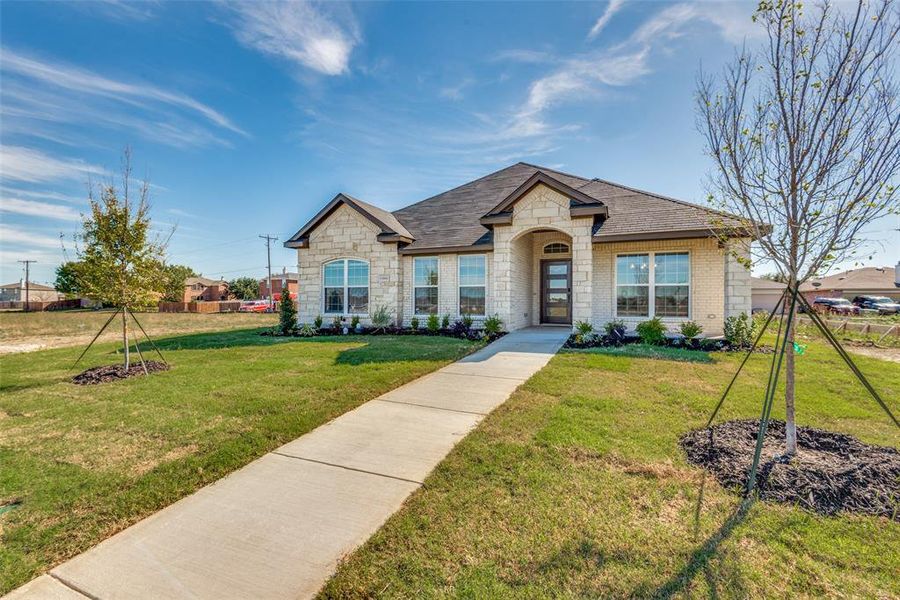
[588,176,742,221]
[516,161,592,183]
[392,163,529,216]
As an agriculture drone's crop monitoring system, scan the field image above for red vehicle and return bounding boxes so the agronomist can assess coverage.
[239,300,271,313]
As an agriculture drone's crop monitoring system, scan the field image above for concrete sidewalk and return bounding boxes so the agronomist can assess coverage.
[6,327,569,600]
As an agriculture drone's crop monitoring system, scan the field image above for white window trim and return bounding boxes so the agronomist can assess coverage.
[457,254,487,319]
[543,242,570,255]
[322,258,370,317]
[614,251,691,320]
[412,256,440,315]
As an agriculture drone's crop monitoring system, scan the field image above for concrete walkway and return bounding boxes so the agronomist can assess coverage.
[6,327,569,600]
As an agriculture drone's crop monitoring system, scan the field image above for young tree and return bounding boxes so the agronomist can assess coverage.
[278,287,297,335]
[77,151,168,369]
[161,264,197,302]
[697,0,900,454]
[229,276,260,300]
[54,261,84,298]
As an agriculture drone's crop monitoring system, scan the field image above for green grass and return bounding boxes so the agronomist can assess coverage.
[566,343,714,363]
[321,341,900,599]
[0,328,480,594]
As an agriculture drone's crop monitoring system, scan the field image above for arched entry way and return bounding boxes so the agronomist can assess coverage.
[508,228,574,327]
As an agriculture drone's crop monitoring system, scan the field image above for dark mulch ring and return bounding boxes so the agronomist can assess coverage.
[72,361,169,385]
[680,419,900,519]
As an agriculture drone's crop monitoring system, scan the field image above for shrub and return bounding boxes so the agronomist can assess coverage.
[574,320,594,336]
[449,318,471,337]
[483,314,503,335]
[278,290,297,335]
[350,315,360,330]
[462,314,474,329]
[724,312,755,347]
[314,315,323,329]
[331,315,342,330]
[636,317,667,345]
[604,319,627,341]
[410,316,420,330]
[371,304,393,332]
[426,313,440,333]
[297,323,317,337]
[441,314,450,329]
[679,320,703,339]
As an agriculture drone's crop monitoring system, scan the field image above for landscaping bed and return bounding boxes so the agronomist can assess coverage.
[681,419,900,518]
[72,361,169,385]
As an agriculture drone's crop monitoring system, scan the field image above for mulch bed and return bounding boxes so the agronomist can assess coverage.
[680,419,900,519]
[72,361,169,385]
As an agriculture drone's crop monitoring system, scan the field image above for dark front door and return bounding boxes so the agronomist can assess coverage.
[541,260,572,324]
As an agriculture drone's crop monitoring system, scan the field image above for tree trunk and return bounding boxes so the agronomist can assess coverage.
[784,309,797,456]
[122,307,130,370]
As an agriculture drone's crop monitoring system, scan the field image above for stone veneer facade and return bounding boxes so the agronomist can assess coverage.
[295,184,751,334]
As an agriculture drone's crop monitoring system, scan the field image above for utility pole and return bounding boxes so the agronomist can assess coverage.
[17,260,36,313]
[259,235,278,311]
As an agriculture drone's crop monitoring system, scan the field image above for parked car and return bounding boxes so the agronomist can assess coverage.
[851,295,900,315]
[812,297,859,315]
[238,300,271,313]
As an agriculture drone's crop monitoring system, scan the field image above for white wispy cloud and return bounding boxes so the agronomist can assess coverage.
[0,186,85,204]
[439,78,476,101]
[588,0,626,40]
[0,224,65,249]
[224,1,360,76]
[0,146,105,184]
[0,198,82,221]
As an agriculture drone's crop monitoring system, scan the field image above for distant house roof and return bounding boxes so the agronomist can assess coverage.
[751,276,787,290]
[285,162,747,253]
[799,267,899,293]
[260,273,299,283]
[0,281,56,291]
[185,277,225,287]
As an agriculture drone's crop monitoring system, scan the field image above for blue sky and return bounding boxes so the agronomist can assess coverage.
[1,0,897,286]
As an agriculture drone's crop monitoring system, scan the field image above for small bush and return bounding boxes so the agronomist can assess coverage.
[462,314,474,329]
[604,319,627,341]
[331,316,343,330]
[314,315,323,329]
[350,315,360,330]
[410,316,420,330]
[450,318,471,338]
[297,323,317,337]
[724,312,755,347]
[483,314,503,335]
[371,305,393,331]
[679,320,703,338]
[441,314,450,329]
[636,317,667,345]
[279,291,297,335]
[574,320,594,336]
[426,313,440,333]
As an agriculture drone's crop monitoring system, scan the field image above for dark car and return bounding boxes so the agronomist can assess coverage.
[812,297,859,315]
[851,295,900,315]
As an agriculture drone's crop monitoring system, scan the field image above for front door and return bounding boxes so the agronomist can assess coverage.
[541,260,572,324]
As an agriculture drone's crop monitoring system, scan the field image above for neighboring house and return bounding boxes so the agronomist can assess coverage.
[284,163,752,334]
[0,281,62,302]
[799,264,900,302]
[751,277,787,313]
[183,277,230,302]
[259,271,299,302]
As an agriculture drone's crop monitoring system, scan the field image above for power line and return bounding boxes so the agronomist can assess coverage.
[259,234,278,309]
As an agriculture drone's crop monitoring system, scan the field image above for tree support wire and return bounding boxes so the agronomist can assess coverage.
[70,308,168,373]
[70,308,120,371]
[703,284,898,499]
[129,310,168,366]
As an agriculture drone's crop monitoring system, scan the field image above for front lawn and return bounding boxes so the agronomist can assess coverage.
[321,342,900,598]
[0,329,480,594]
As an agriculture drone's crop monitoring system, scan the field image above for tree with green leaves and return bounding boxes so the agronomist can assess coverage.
[229,276,259,300]
[54,261,84,299]
[279,286,297,334]
[76,150,168,369]
[696,0,900,455]
[161,264,197,302]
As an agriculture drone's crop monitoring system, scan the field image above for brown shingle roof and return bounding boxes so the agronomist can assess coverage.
[0,281,56,291]
[799,267,899,292]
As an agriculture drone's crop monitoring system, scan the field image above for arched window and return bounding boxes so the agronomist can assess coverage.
[543,242,569,254]
[323,259,369,314]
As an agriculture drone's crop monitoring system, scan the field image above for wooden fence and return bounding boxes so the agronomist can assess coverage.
[0,299,84,311]
[158,301,243,313]
[797,316,899,338]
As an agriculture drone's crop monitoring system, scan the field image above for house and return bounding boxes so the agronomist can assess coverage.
[183,277,230,302]
[0,281,62,303]
[259,271,299,302]
[284,163,752,334]
[751,276,787,312]
[799,264,900,302]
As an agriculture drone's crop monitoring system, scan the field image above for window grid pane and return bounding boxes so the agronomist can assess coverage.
[459,286,485,316]
[616,285,649,317]
[414,287,438,315]
[654,285,689,317]
[347,260,368,287]
[347,287,368,313]
[616,254,649,285]
[414,258,439,287]
[324,262,345,287]
[654,253,689,285]
[458,255,486,286]
[543,243,569,254]
[324,288,343,313]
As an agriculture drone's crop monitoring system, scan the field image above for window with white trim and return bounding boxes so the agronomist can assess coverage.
[323,259,369,314]
[615,252,690,318]
[543,242,569,254]
[413,257,439,315]
[458,254,486,316]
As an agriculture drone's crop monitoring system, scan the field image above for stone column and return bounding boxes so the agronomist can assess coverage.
[570,219,594,326]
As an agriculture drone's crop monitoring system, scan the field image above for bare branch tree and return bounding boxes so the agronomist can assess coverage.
[696,0,900,454]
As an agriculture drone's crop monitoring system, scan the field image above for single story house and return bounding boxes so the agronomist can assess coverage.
[799,265,900,302]
[284,163,752,334]
[751,276,787,313]
[0,281,62,303]
[183,277,230,302]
